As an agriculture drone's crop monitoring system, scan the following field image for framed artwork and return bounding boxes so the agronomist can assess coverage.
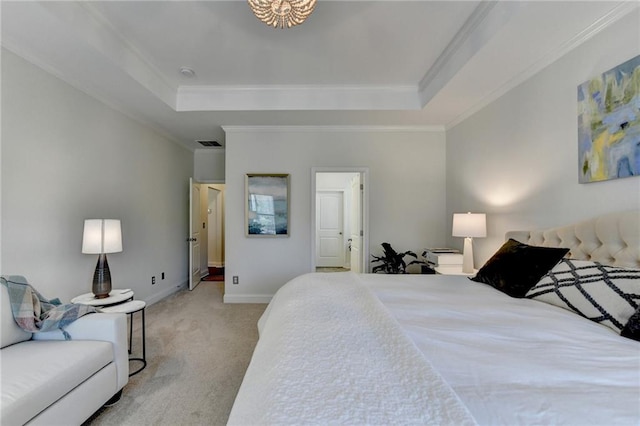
[578,54,640,183]
[246,174,290,237]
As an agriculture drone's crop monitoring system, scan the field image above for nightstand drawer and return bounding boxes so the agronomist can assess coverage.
[434,265,477,276]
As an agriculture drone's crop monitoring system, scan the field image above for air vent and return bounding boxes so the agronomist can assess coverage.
[197,140,222,147]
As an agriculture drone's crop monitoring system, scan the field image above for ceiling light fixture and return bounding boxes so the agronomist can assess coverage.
[248,0,316,29]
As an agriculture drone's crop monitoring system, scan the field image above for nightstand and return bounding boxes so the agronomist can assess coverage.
[434,265,477,276]
[420,249,467,275]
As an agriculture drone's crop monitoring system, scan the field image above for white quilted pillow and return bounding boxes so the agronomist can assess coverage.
[526,259,640,333]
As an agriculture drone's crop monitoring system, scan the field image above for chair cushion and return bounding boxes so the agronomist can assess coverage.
[1,340,113,426]
[1,282,32,348]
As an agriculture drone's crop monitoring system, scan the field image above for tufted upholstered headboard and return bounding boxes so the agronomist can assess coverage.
[505,210,640,269]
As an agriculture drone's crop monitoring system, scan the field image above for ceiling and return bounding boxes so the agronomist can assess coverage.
[1,1,636,151]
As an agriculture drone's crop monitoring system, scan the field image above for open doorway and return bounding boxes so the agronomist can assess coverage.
[312,169,368,273]
[201,184,225,282]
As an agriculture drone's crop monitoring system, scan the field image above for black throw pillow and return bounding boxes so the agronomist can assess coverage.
[621,308,640,342]
[471,238,569,298]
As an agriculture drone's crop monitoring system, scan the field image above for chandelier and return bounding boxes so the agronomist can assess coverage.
[248,0,317,29]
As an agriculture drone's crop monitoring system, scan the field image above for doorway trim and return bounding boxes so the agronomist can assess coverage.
[207,186,224,268]
[311,167,370,273]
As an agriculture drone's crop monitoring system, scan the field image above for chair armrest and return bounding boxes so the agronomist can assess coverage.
[33,313,129,390]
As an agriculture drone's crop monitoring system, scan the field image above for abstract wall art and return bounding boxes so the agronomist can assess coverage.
[578,55,640,183]
[246,174,290,236]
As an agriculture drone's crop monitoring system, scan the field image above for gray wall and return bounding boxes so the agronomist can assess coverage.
[223,127,447,302]
[1,49,194,304]
[194,149,225,182]
[4,9,637,305]
[446,10,640,267]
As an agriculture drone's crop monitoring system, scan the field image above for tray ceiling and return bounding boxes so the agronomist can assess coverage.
[1,1,636,150]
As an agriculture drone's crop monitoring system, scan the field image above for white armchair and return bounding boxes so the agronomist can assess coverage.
[1,276,129,425]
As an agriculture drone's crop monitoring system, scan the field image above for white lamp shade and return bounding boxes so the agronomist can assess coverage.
[452,213,487,238]
[82,219,122,254]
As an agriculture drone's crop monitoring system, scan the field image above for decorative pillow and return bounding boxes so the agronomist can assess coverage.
[471,239,569,298]
[1,276,33,348]
[526,259,640,333]
[621,308,640,342]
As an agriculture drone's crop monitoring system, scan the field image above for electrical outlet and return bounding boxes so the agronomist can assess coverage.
[152,276,156,285]
[233,276,239,284]
[162,272,165,280]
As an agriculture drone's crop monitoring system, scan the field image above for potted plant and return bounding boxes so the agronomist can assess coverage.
[371,242,426,274]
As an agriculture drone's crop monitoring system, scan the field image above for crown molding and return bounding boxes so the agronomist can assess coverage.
[445,1,640,130]
[40,1,178,109]
[0,43,189,153]
[222,125,445,133]
[177,85,420,111]
[4,0,630,139]
[417,1,522,107]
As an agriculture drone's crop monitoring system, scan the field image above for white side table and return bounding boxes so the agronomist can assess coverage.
[101,300,147,376]
[72,290,146,377]
[71,289,134,306]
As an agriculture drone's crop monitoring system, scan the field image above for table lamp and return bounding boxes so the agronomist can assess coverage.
[452,213,486,274]
[82,219,122,299]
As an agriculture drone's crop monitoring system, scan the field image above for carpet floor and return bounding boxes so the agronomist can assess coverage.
[84,281,266,426]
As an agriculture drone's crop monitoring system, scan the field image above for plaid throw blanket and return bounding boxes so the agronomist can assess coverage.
[1,276,98,340]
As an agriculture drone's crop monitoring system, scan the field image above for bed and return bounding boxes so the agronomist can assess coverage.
[228,210,640,425]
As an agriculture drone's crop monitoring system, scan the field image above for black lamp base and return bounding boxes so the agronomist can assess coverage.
[92,253,112,299]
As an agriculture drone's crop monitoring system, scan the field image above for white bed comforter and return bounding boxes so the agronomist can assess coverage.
[364,273,640,426]
[227,272,476,425]
[230,272,640,425]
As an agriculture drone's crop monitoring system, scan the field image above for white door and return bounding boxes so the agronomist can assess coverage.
[316,191,345,267]
[208,187,221,267]
[189,178,201,291]
[349,176,363,273]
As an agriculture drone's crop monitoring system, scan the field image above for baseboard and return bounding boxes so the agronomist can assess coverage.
[144,279,188,306]
[223,293,272,304]
[208,262,225,268]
